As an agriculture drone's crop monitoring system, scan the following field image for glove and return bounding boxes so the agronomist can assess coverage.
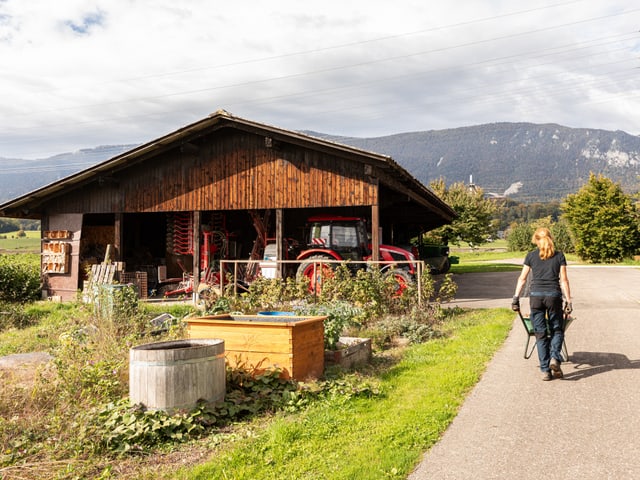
[511,296,520,312]
[564,302,573,315]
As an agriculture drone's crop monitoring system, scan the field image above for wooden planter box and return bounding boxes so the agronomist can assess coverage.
[325,337,372,369]
[186,314,325,380]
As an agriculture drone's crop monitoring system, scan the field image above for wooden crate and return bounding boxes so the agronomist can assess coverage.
[325,337,372,369]
[186,314,325,380]
[43,230,72,240]
[42,242,71,273]
[119,271,148,299]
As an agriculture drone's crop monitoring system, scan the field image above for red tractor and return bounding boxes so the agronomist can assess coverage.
[295,215,417,293]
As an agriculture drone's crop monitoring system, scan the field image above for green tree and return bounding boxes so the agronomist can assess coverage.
[506,217,575,254]
[0,217,20,234]
[496,200,562,230]
[428,179,499,246]
[506,222,534,252]
[548,218,575,254]
[563,173,640,262]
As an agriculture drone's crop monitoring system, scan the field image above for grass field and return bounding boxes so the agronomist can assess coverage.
[0,230,41,253]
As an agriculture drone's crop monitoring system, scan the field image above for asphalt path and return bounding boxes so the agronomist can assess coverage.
[409,265,640,480]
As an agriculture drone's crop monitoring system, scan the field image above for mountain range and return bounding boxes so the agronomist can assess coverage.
[311,122,640,203]
[1,122,639,205]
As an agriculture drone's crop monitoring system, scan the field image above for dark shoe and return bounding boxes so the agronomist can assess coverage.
[541,371,552,381]
[550,358,563,379]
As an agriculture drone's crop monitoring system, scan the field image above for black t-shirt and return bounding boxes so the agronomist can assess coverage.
[524,249,566,294]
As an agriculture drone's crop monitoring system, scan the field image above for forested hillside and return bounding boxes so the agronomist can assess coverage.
[313,122,640,202]
[0,145,135,203]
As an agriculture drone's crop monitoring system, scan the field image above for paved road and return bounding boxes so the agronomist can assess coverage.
[409,266,640,480]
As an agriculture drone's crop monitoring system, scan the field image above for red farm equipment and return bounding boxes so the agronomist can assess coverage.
[295,215,417,294]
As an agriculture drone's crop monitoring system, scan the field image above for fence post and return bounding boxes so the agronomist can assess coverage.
[417,261,423,307]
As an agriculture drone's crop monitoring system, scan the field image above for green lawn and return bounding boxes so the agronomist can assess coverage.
[450,241,523,273]
[0,230,41,252]
[171,309,514,480]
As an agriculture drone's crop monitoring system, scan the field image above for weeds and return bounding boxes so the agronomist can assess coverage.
[203,267,455,350]
[0,301,37,330]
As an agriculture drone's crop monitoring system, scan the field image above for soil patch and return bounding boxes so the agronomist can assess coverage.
[0,351,52,386]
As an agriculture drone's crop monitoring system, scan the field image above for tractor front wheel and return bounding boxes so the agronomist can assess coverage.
[296,255,335,293]
[385,268,414,296]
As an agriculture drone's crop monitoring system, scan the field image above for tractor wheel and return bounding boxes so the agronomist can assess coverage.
[296,255,335,293]
[385,268,414,296]
[438,257,451,274]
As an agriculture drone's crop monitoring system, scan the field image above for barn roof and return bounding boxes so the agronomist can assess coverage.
[0,110,456,225]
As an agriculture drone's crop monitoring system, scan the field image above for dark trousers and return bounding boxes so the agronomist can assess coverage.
[529,294,564,372]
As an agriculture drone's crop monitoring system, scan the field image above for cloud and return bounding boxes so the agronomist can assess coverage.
[0,0,639,159]
[63,10,105,35]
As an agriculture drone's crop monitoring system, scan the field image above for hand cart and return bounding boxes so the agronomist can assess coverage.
[517,310,575,362]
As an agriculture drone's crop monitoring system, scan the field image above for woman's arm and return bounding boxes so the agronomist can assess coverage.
[560,265,571,303]
[514,265,530,298]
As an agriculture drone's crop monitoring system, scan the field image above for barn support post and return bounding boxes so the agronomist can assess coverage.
[114,213,123,261]
[275,209,283,278]
[370,204,380,262]
[192,210,201,304]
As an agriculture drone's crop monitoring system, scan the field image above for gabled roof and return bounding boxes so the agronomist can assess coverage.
[0,110,456,222]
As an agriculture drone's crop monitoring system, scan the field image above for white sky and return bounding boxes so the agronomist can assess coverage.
[0,0,639,159]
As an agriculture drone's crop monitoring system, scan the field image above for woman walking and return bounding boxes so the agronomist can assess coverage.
[512,227,572,381]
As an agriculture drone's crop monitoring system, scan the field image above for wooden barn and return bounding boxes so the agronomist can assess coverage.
[0,111,456,301]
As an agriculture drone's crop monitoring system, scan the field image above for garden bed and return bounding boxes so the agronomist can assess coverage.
[325,336,372,369]
[186,314,326,380]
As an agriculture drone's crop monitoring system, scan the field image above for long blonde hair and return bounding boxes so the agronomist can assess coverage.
[532,227,555,260]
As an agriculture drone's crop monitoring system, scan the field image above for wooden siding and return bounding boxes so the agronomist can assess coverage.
[44,130,378,215]
[43,213,83,300]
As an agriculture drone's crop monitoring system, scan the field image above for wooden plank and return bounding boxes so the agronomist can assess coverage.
[188,325,294,353]
[44,130,381,215]
[89,263,117,287]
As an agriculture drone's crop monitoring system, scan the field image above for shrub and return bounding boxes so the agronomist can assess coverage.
[233,275,310,311]
[0,254,41,303]
[296,300,363,350]
[203,264,456,349]
[52,325,127,405]
[507,219,576,255]
[506,222,534,252]
[549,219,575,254]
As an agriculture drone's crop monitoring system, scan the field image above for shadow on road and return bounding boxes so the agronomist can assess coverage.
[450,271,521,302]
[563,351,640,381]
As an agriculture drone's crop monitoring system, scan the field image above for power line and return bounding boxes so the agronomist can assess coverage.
[3,5,638,123]
[1,29,636,138]
[13,0,591,96]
